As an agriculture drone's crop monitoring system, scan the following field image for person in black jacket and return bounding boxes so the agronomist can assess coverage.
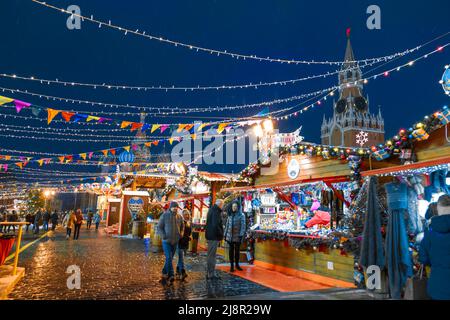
[205,199,224,279]
[176,209,192,280]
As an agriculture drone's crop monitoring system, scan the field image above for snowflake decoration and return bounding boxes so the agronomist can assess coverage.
[356,131,369,147]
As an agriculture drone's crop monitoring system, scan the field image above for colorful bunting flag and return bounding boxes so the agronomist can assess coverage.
[121,121,132,129]
[47,108,60,124]
[0,96,14,105]
[14,100,31,113]
[151,124,161,133]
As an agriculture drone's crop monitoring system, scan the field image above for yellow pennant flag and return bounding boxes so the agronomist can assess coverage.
[15,162,23,169]
[123,146,130,152]
[177,124,187,133]
[102,150,108,156]
[86,116,100,122]
[217,123,230,134]
[151,124,161,133]
[197,123,208,132]
[5,155,11,160]
[47,108,60,125]
[191,133,197,140]
[79,153,87,160]
[121,121,132,129]
[37,159,44,166]
[0,96,14,106]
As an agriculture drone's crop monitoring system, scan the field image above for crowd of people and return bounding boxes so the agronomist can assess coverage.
[0,208,101,240]
[157,199,246,284]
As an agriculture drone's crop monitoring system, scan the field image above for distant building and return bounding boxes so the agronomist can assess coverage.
[321,35,385,147]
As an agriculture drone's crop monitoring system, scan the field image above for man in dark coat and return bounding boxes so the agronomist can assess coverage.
[419,195,450,300]
[51,211,59,231]
[205,199,224,279]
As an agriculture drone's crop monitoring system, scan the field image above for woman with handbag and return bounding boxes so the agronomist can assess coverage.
[224,201,246,272]
[419,194,450,300]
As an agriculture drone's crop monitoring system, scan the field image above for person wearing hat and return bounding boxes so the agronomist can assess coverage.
[419,194,450,300]
[158,201,184,284]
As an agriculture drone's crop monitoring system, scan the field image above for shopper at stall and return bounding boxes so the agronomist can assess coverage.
[73,209,83,240]
[419,194,450,300]
[176,209,192,280]
[205,199,224,279]
[93,211,101,230]
[25,212,33,232]
[50,210,58,231]
[224,200,246,272]
[158,201,184,284]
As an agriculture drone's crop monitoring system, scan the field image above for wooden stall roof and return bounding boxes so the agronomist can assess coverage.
[197,171,234,182]
[362,155,450,177]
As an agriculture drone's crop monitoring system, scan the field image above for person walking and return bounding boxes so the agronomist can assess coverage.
[224,200,246,272]
[42,210,50,231]
[25,213,33,232]
[93,211,101,230]
[63,210,76,239]
[176,209,192,280]
[73,209,83,240]
[34,209,42,234]
[205,199,224,279]
[157,202,184,284]
[50,210,58,231]
[86,211,93,229]
[419,194,450,300]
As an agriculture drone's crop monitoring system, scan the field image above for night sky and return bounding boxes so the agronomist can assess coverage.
[0,0,449,178]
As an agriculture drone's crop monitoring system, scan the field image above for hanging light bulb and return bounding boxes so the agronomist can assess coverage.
[262,119,274,132]
[253,124,264,137]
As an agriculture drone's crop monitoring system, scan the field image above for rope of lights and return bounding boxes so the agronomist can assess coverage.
[31,0,434,66]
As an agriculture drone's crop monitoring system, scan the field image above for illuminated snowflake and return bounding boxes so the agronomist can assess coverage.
[356,131,369,147]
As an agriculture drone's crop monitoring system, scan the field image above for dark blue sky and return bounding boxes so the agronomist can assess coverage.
[0,0,449,175]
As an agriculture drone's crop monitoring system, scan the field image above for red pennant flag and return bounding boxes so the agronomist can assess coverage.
[110,149,116,155]
[61,111,75,122]
[131,122,143,132]
[152,140,159,146]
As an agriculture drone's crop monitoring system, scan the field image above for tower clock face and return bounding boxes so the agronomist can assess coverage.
[335,99,347,113]
[354,96,368,111]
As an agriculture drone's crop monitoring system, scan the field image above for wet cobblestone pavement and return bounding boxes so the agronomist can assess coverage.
[9,227,274,300]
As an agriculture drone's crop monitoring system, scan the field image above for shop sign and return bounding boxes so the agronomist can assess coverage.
[127,197,144,215]
[287,158,300,179]
[260,193,276,206]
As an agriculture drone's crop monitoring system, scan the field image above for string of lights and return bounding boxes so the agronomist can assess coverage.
[0,84,336,114]
[31,0,435,66]
[0,59,384,92]
[273,43,449,120]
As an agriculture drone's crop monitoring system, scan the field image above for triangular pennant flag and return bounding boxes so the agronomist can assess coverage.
[47,108,60,124]
[3,164,7,172]
[169,138,174,145]
[31,107,41,117]
[66,155,73,163]
[132,144,138,151]
[88,152,93,159]
[184,124,194,132]
[177,124,187,132]
[110,149,116,155]
[15,162,23,169]
[72,114,88,123]
[86,115,100,122]
[44,158,51,165]
[61,111,75,122]
[191,133,197,140]
[151,124,161,133]
[152,140,159,146]
[58,156,65,163]
[255,107,269,118]
[160,124,169,133]
[123,146,130,152]
[102,150,108,156]
[37,159,44,166]
[121,121,132,129]
[217,123,230,134]
[14,99,31,113]
[144,142,152,147]
[197,123,208,132]
[5,155,11,161]
[79,153,87,160]
[131,122,143,132]
[141,123,151,132]
[0,96,14,105]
